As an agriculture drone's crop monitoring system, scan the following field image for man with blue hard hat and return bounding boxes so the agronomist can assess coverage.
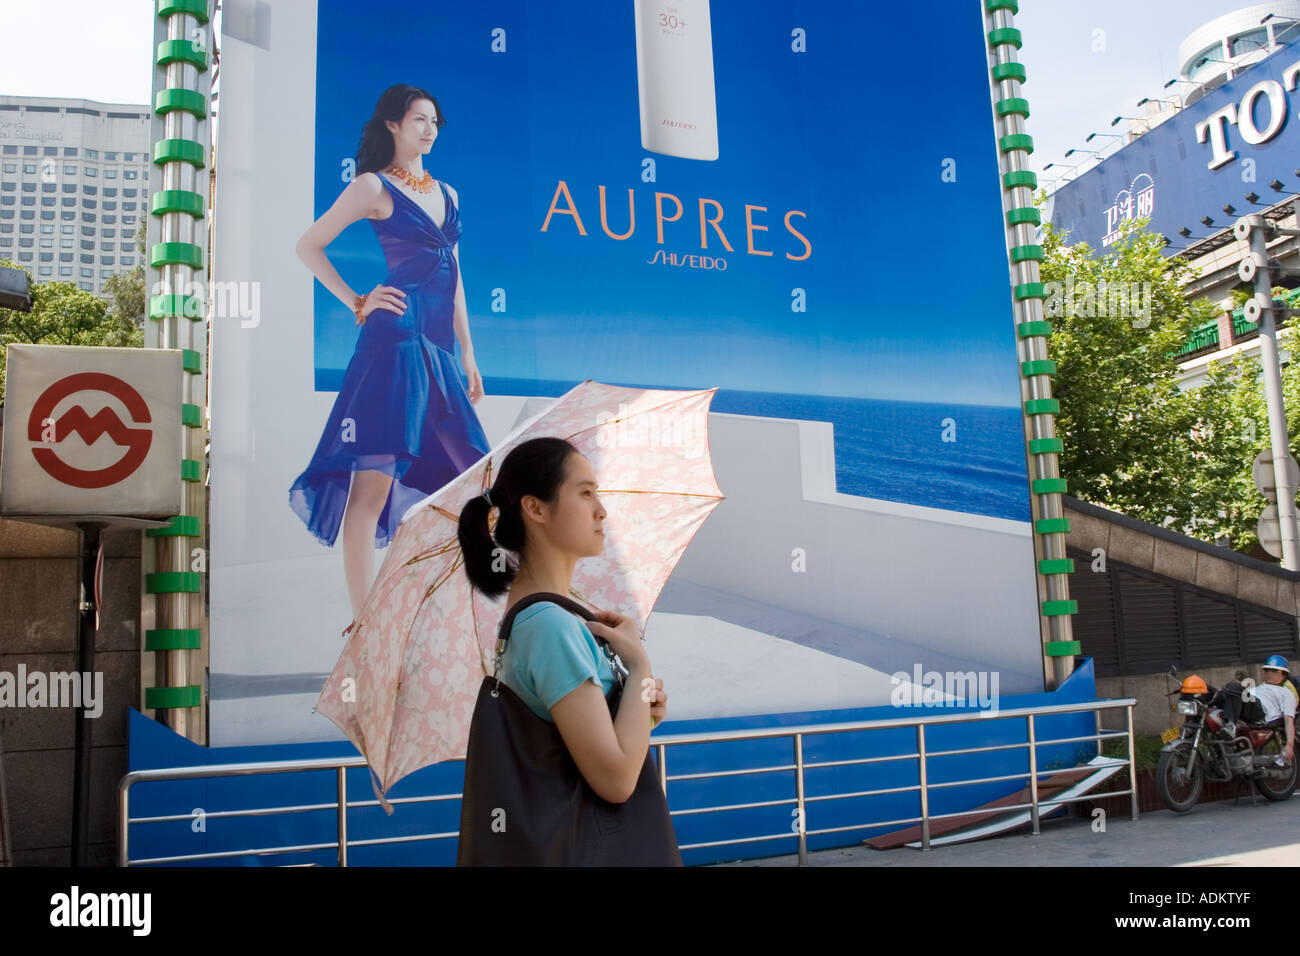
[1275,654,1300,704]
[1218,655,1296,766]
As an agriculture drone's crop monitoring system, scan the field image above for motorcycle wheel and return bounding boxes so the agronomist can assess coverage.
[1156,741,1204,812]
[1252,735,1298,801]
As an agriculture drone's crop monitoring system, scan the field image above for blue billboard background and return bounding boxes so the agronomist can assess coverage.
[309,1,1031,521]
[1051,36,1300,256]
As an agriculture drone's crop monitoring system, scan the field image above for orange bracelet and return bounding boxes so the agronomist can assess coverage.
[352,292,369,322]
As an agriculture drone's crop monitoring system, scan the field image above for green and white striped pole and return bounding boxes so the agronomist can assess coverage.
[985,0,1079,689]
[143,0,211,737]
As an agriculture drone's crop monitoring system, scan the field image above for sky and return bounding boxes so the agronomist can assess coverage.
[0,1,158,106]
[1017,1,1274,188]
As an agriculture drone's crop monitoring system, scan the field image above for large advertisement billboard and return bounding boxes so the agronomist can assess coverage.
[209,0,1047,746]
[1051,37,1300,253]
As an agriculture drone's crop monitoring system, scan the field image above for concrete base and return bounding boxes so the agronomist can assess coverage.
[712,788,1300,867]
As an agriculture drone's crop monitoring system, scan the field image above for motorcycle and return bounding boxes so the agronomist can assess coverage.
[1155,667,1297,813]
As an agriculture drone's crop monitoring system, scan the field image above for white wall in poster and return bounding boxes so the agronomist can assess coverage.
[209,0,1045,747]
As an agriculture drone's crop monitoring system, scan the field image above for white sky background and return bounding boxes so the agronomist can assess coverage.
[0,1,1272,185]
[1017,1,1275,185]
[0,0,158,105]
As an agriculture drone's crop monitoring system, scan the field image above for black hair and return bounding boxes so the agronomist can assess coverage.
[457,437,580,600]
[355,84,446,176]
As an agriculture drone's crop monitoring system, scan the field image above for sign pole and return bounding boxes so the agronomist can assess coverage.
[0,724,10,866]
[1240,216,1300,569]
[71,520,102,866]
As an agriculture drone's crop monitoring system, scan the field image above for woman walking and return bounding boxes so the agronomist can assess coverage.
[454,436,683,865]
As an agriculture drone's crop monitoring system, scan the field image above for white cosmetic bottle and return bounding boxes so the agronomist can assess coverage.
[633,0,719,161]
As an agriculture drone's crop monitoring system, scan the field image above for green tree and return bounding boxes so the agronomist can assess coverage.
[101,222,148,345]
[1042,200,1300,553]
[1042,211,1220,526]
[1182,349,1300,552]
[0,231,145,402]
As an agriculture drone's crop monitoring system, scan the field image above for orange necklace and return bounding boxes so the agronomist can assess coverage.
[385,164,434,194]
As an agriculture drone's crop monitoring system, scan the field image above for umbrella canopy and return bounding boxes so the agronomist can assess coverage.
[314,380,724,804]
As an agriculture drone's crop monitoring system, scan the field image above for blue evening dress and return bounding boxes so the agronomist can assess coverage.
[289,174,491,548]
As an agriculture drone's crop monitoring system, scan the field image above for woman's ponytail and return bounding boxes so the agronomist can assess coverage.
[457,490,516,600]
[456,438,579,601]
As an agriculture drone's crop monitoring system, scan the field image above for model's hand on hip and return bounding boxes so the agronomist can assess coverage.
[356,284,406,325]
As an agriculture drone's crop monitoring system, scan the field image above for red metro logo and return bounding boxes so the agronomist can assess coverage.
[26,372,153,489]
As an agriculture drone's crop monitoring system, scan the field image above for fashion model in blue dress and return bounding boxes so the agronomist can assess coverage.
[289,173,491,557]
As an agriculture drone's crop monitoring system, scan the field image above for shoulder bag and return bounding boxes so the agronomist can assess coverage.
[455,591,683,866]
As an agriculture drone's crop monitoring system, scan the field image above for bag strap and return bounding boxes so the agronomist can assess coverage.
[491,592,614,696]
[496,592,596,646]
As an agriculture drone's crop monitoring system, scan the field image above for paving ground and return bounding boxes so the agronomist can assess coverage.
[710,792,1300,866]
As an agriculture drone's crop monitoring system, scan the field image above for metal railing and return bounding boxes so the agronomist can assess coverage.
[118,697,1138,866]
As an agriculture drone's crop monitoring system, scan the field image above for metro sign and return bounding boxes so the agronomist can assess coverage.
[1,345,183,525]
[27,372,154,488]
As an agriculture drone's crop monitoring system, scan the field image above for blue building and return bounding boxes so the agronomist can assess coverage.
[1048,3,1300,385]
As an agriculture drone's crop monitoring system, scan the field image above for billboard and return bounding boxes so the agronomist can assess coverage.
[1051,37,1300,252]
[209,0,1047,746]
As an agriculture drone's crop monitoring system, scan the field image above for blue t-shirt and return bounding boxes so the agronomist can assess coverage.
[500,601,618,723]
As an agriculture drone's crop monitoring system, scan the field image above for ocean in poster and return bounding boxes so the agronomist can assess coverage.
[477,377,1032,523]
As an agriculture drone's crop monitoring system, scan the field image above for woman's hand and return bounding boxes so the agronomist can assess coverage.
[355,284,406,325]
[463,355,484,404]
[642,676,667,727]
[586,609,649,671]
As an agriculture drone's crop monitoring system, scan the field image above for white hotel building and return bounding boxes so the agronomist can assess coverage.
[0,95,152,297]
